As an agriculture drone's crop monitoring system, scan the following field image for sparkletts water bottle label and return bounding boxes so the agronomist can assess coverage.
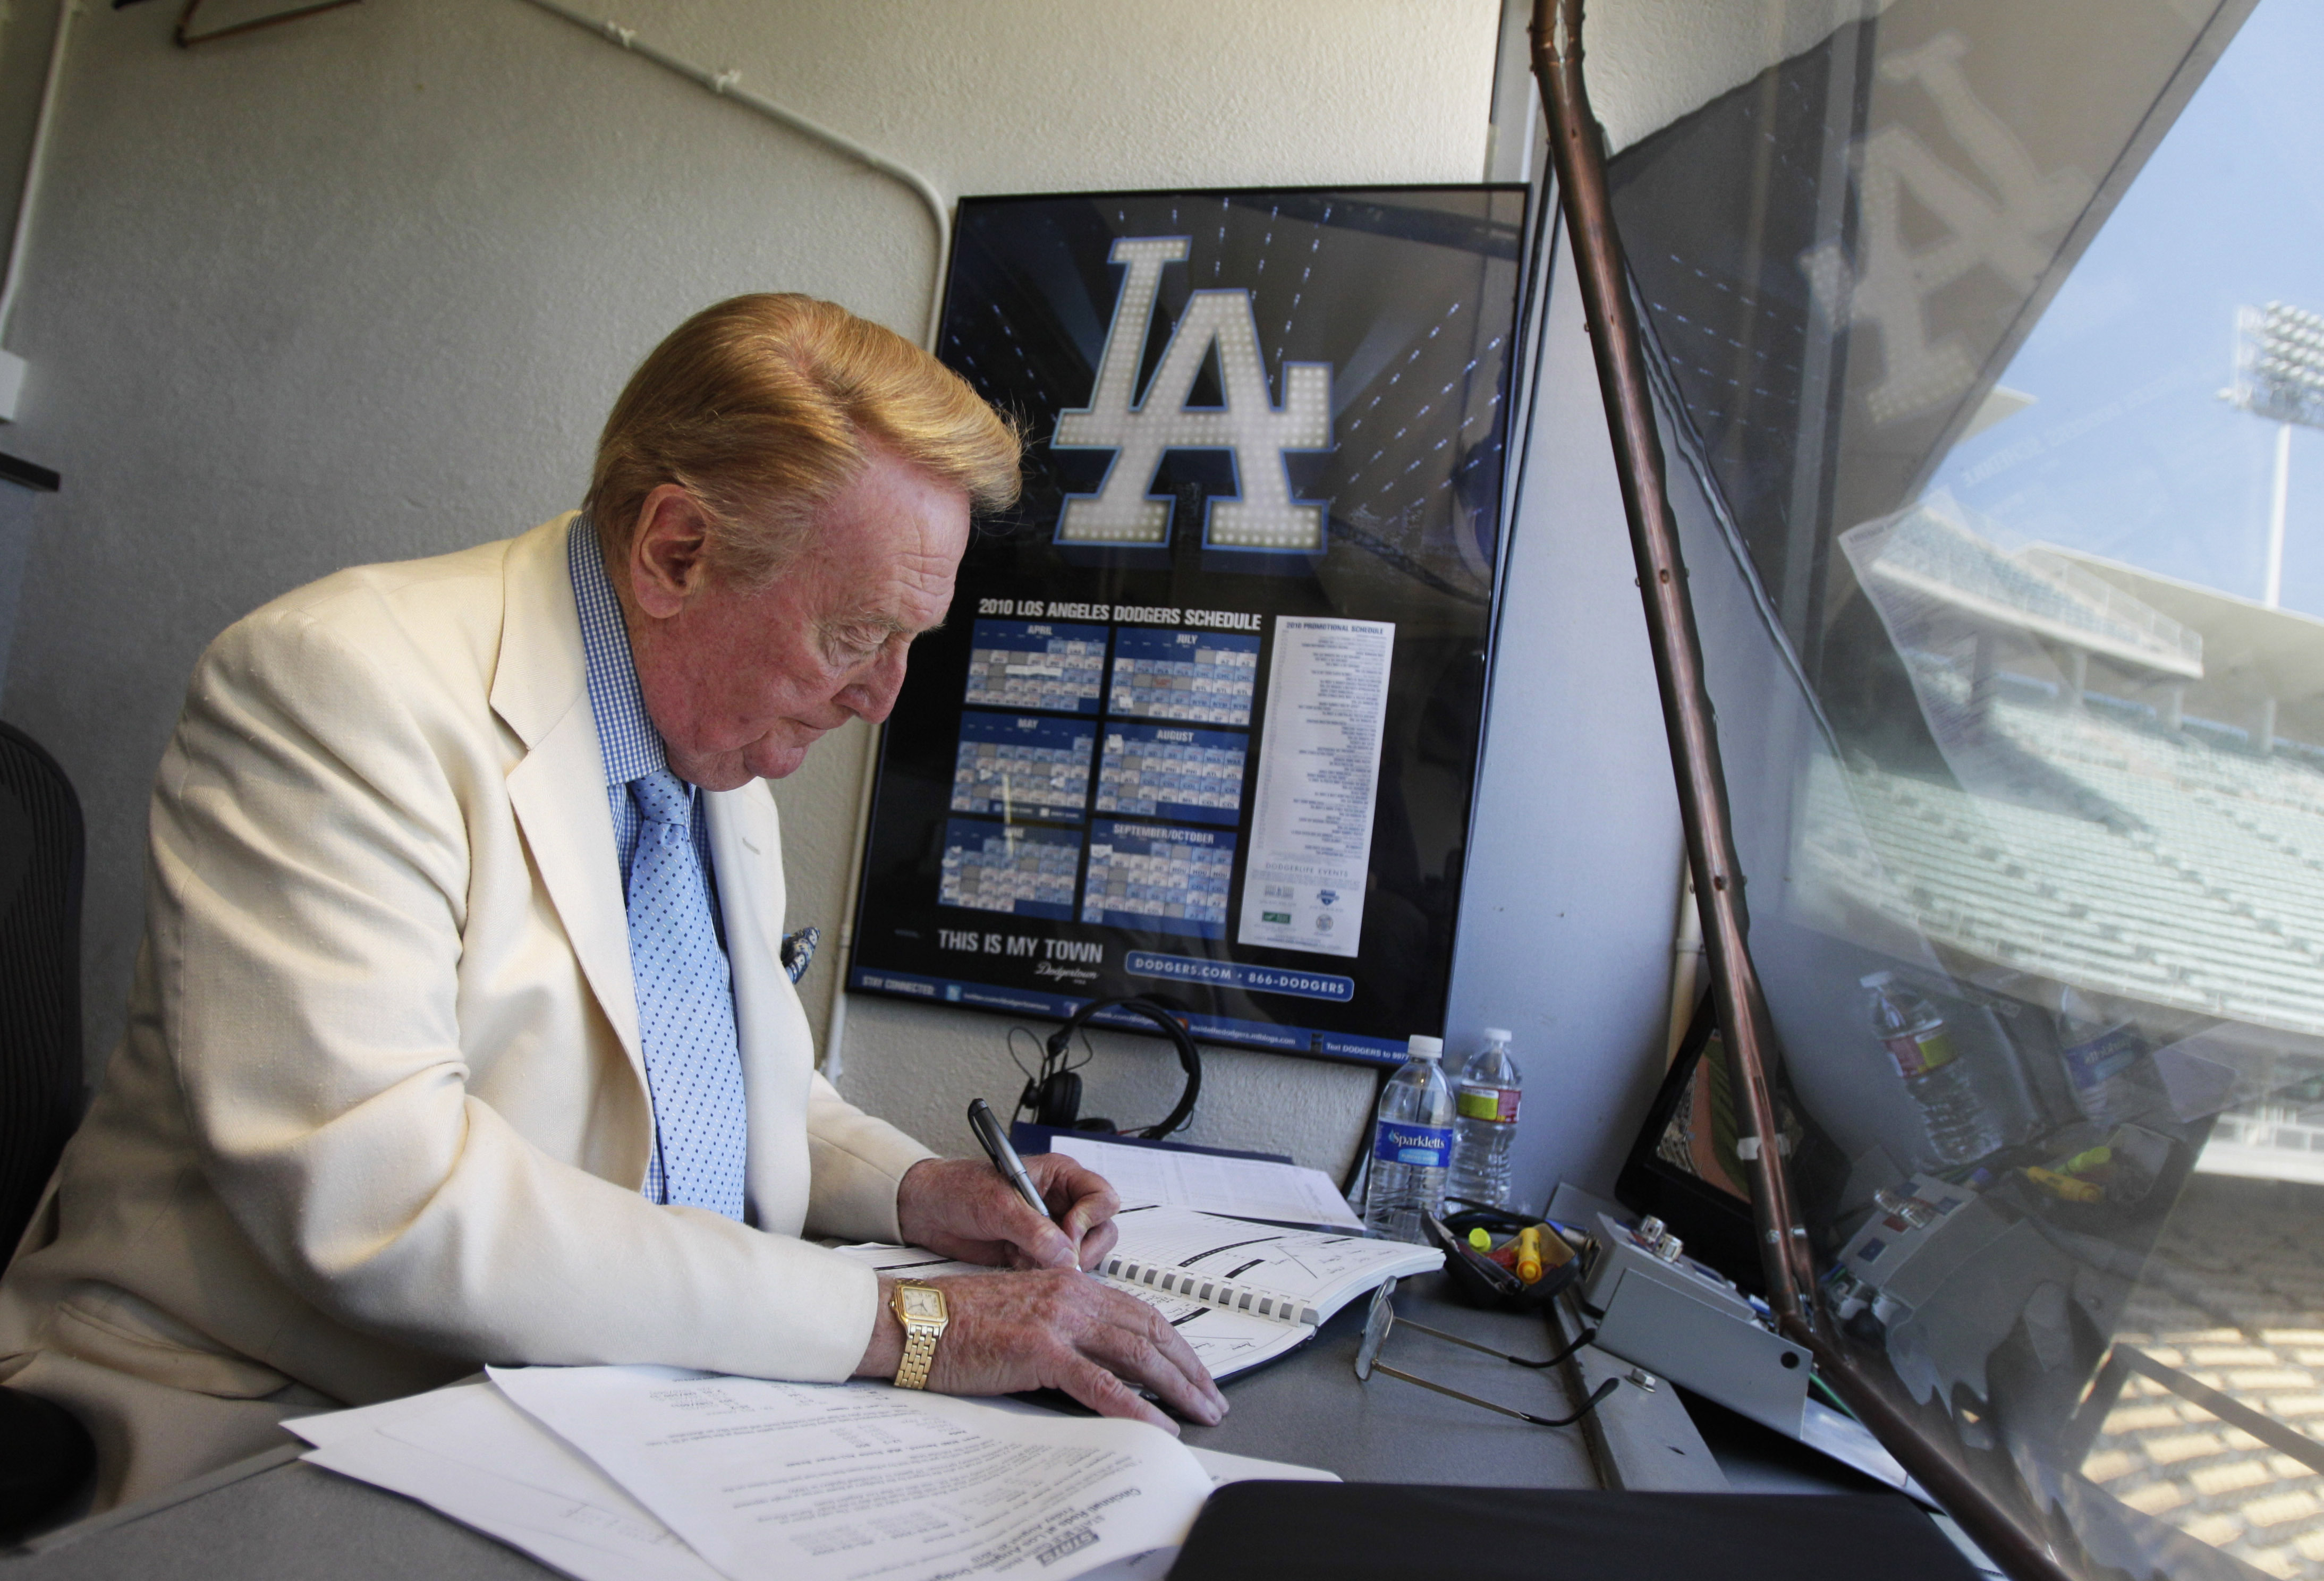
[1882,1028,1956,1080]
[1372,1120,1452,1167]
[2062,1024,2140,1091]
[1456,1086,1521,1123]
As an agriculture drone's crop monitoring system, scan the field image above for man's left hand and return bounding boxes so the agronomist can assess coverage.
[896,1155,1122,1271]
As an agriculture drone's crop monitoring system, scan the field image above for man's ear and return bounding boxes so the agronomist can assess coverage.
[626,484,715,619]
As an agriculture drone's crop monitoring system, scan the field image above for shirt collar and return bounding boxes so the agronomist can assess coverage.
[567,515,671,788]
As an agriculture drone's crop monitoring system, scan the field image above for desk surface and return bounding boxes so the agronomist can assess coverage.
[1179,1271,1602,1484]
[6,1274,1628,1579]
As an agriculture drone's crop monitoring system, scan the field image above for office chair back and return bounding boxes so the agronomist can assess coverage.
[0,721,81,1263]
[0,722,95,1537]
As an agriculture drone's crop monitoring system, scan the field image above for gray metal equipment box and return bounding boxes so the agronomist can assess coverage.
[1579,1211,1811,1437]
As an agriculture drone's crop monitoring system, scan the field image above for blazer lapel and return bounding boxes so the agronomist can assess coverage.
[491,515,645,1078]
[708,779,815,1229]
[706,783,787,1060]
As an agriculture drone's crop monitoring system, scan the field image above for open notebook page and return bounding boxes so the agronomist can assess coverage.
[1103,1205,1441,1323]
[1044,1134,1363,1231]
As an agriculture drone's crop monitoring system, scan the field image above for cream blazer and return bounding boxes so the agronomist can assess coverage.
[0,515,932,1453]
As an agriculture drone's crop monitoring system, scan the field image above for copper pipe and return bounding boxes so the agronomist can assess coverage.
[1811,1353,2084,1581]
[1529,7,2080,1580]
[1526,0,1812,1323]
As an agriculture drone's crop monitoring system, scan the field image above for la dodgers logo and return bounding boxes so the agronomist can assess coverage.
[1054,236,1333,552]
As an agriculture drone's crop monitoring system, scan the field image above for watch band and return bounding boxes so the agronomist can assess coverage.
[895,1321,940,1390]
[892,1281,947,1391]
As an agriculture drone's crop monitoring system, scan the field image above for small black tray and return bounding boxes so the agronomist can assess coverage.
[1426,1210,1584,1312]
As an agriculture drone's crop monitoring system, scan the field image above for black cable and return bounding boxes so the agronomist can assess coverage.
[1005,1026,1044,1084]
[1005,1026,1047,1122]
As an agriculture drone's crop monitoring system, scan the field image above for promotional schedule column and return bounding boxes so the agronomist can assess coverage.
[1236,617,1396,959]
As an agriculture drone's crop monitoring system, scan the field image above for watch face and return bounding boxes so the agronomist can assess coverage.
[898,1286,946,1322]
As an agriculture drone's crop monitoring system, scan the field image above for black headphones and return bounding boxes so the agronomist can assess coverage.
[1016,996,1203,1140]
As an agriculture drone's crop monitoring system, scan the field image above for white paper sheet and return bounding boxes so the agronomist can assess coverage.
[296,1377,1340,1581]
[309,1433,718,1581]
[1798,1397,1933,1503]
[964,1396,1344,1489]
[285,1388,436,1448]
[490,1364,1214,1581]
[1184,1446,1341,1487]
[380,1386,681,1540]
[296,1380,1337,1581]
[1236,616,1394,958]
[1048,1133,1363,1231]
[296,1382,720,1581]
[829,1245,989,1279]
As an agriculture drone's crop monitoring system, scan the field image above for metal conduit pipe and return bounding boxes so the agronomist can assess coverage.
[0,0,75,339]
[0,0,81,414]
[1528,6,2077,1579]
[511,0,949,348]
[508,0,957,1082]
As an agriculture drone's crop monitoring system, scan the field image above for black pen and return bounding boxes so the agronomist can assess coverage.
[968,1099,1053,1221]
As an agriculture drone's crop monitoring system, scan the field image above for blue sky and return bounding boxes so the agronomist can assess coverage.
[1928,1,2324,617]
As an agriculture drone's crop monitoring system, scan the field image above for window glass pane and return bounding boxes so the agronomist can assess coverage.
[1605,3,2324,1575]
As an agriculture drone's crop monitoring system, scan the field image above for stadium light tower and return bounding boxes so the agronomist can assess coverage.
[2227,301,2324,608]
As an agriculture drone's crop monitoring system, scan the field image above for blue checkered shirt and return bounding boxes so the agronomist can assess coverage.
[567,516,737,1206]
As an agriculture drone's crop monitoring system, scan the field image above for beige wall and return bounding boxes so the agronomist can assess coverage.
[0,0,1855,1181]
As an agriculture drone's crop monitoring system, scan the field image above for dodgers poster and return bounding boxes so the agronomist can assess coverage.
[849,186,1528,1065]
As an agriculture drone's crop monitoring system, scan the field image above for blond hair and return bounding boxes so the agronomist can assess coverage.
[586,294,1021,584]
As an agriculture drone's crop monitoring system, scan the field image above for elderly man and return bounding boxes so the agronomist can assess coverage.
[0,294,1223,1510]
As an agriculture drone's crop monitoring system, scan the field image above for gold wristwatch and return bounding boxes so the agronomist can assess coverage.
[890,1281,949,1390]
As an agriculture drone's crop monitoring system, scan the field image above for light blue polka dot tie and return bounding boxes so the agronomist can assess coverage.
[625,770,748,1219]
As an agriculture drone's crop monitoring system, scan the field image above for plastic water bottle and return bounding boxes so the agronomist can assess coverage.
[2055,987,2156,1126]
[1862,973,2002,1167]
[1364,1034,1455,1244]
[1448,1028,1522,1210]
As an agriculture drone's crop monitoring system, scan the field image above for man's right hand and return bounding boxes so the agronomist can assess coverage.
[856,1270,1227,1434]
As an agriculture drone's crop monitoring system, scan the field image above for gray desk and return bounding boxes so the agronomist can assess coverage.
[1178,1271,1602,1485]
[7,1273,1693,1579]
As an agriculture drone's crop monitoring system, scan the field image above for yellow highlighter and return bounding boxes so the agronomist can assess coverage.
[1516,1225,1545,1283]
[2028,1166,2102,1203]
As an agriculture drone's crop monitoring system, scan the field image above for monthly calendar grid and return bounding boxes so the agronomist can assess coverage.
[943,616,1270,939]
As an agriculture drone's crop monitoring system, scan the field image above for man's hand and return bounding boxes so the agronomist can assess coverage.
[896,1154,1121,1272]
[856,1270,1226,1434]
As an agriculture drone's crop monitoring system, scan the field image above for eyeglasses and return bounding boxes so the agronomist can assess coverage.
[1352,1277,1619,1429]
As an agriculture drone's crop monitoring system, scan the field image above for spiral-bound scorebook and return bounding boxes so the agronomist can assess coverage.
[839,1204,1441,1380]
